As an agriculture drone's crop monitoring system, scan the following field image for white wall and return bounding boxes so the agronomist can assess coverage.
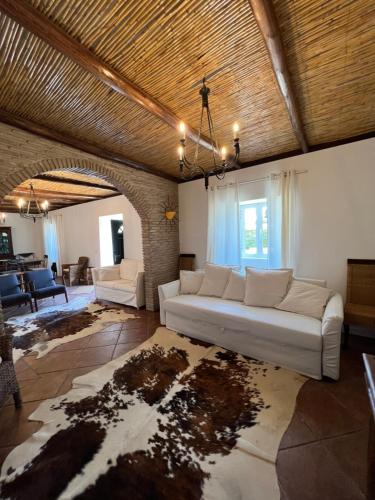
[179,137,375,299]
[52,195,143,267]
[0,213,44,257]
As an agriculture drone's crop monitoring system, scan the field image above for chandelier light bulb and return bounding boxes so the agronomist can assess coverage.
[179,121,186,140]
[178,145,184,160]
[221,146,227,161]
[0,212,5,224]
[233,122,240,139]
[18,198,25,208]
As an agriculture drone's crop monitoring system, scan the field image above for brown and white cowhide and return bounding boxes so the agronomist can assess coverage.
[0,328,306,500]
[5,298,136,363]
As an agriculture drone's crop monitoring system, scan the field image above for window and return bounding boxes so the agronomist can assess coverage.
[239,198,268,266]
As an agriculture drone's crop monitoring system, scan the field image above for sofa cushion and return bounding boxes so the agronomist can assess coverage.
[96,279,136,293]
[276,280,332,319]
[244,268,292,308]
[98,267,120,281]
[180,270,204,295]
[164,295,322,351]
[198,264,231,298]
[120,259,143,282]
[222,270,245,302]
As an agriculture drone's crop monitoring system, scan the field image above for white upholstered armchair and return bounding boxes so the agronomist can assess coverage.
[92,258,145,308]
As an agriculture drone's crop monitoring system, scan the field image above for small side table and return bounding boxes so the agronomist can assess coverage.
[179,254,195,271]
[363,353,375,498]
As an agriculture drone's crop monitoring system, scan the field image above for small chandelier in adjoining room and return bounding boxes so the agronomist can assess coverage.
[18,183,49,223]
[178,77,241,190]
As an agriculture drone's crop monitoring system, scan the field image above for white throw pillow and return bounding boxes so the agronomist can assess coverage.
[198,264,232,297]
[120,259,141,282]
[244,268,292,307]
[222,270,246,302]
[276,280,333,319]
[98,267,120,281]
[180,270,204,295]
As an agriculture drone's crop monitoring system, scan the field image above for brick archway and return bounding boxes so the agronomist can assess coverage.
[0,157,179,310]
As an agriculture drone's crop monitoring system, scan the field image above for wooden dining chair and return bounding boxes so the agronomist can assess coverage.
[344,259,375,347]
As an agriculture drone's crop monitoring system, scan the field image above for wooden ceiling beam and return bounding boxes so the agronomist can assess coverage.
[33,174,118,192]
[248,0,308,153]
[0,0,215,154]
[10,186,105,200]
[0,108,177,181]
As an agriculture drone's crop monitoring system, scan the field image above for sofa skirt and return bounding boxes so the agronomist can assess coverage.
[165,311,322,380]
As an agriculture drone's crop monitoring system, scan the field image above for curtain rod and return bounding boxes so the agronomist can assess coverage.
[210,169,308,190]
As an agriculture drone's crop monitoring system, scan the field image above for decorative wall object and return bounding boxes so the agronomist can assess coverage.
[159,196,178,227]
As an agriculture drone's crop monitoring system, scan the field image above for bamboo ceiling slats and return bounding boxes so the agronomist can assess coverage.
[29,0,298,159]
[3,170,118,212]
[273,0,375,145]
[0,0,374,180]
[0,0,299,177]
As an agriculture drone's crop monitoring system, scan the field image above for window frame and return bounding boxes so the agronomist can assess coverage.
[239,198,268,267]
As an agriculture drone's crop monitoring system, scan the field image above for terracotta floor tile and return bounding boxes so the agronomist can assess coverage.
[0,401,42,448]
[75,345,115,368]
[18,372,67,403]
[24,350,82,374]
[56,365,103,397]
[87,331,120,347]
[100,323,123,333]
[122,318,148,330]
[112,342,140,359]
[324,376,371,425]
[53,336,92,352]
[0,446,14,470]
[14,359,38,381]
[277,441,366,500]
[118,330,150,344]
[296,381,363,439]
[279,410,316,450]
[322,428,369,496]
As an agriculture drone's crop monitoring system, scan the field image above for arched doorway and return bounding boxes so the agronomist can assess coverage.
[0,157,179,311]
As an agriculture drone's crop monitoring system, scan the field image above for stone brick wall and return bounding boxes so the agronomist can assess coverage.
[0,122,179,311]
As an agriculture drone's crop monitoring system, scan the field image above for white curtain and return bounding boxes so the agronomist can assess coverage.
[43,214,63,274]
[207,183,240,267]
[266,170,298,269]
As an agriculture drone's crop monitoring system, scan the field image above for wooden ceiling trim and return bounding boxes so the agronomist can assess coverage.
[0,108,178,182]
[0,0,216,154]
[248,0,308,153]
[33,174,118,192]
[10,187,104,200]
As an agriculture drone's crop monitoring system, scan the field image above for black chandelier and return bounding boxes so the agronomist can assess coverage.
[18,183,49,222]
[178,77,240,189]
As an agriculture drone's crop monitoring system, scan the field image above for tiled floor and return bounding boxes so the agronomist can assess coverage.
[1,289,375,500]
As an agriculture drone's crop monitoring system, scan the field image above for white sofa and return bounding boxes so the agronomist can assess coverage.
[92,259,145,308]
[158,277,343,380]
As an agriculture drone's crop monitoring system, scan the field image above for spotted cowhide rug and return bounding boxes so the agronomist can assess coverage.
[5,298,136,363]
[0,327,305,500]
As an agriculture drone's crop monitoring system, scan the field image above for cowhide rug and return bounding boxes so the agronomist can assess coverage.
[0,328,306,500]
[5,298,137,363]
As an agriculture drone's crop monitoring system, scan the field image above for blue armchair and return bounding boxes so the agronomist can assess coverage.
[24,269,68,311]
[0,273,33,313]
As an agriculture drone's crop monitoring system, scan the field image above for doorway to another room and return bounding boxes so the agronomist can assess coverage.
[99,213,125,266]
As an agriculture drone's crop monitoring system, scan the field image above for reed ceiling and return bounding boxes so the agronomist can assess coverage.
[0,0,374,181]
[2,170,119,212]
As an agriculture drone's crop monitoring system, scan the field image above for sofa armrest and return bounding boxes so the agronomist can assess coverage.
[158,280,180,325]
[321,293,344,380]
